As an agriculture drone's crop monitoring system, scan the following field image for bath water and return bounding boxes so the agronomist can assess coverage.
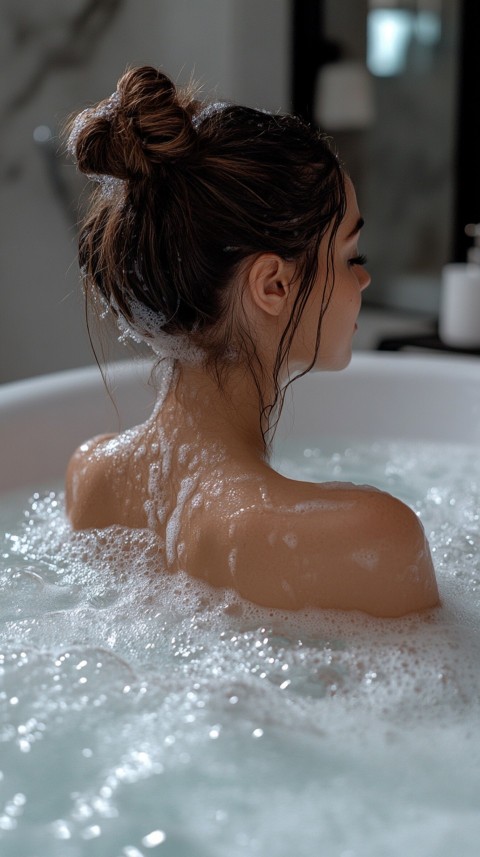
[0,440,480,857]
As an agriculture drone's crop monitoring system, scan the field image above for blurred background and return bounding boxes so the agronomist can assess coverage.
[1,0,478,384]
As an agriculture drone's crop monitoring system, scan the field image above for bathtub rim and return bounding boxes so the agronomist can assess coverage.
[1,351,479,495]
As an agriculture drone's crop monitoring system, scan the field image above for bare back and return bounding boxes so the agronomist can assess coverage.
[66,408,439,618]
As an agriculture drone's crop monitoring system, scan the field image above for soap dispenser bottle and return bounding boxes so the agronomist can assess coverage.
[439,224,480,349]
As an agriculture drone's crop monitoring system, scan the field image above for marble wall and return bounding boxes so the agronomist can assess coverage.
[0,0,290,383]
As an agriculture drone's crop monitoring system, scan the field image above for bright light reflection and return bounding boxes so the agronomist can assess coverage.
[367,9,414,76]
[142,829,167,847]
[367,9,441,77]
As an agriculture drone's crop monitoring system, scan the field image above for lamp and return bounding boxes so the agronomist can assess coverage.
[314,60,375,131]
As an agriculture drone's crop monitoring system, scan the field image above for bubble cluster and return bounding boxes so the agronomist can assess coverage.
[0,439,480,855]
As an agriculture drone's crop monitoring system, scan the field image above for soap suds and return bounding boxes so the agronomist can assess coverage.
[1,440,480,856]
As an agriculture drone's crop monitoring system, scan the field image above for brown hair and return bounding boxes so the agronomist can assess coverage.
[69,66,346,440]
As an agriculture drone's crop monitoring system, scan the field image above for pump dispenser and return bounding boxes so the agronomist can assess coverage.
[439,224,480,349]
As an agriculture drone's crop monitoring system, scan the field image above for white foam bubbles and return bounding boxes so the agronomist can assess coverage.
[67,91,121,159]
[1,439,480,854]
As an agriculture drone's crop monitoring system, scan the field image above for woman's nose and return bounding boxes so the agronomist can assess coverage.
[360,266,371,291]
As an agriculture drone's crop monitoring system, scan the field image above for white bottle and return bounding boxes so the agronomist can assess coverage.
[439,224,480,349]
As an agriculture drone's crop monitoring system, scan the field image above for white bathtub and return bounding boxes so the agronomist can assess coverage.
[1,351,480,856]
[1,352,479,495]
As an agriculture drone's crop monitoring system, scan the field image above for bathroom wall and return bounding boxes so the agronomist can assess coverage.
[322,0,460,314]
[0,0,290,383]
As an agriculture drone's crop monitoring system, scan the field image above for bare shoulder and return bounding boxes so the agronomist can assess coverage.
[196,478,439,618]
[65,434,117,529]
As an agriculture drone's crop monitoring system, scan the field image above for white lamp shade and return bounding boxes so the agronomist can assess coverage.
[314,61,375,131]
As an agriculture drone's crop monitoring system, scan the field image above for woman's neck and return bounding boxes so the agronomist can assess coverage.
[165,360,273,461]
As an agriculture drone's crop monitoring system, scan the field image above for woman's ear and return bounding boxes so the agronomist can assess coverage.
[247,254,296,317]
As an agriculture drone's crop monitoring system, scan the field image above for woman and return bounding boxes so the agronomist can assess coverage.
[66,66,439,617]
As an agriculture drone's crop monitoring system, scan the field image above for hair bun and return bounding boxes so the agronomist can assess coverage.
[70,66,198,180]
